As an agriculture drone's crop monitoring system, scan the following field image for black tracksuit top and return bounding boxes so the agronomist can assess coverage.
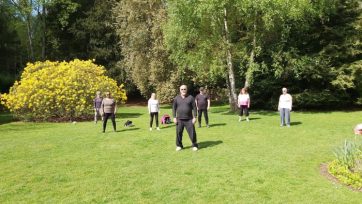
[172,95,197,119]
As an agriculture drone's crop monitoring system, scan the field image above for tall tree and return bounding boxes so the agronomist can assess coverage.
[164,0,343,109]
[8,0,38,61]
[114,0,179,102]
[0,1,27,92]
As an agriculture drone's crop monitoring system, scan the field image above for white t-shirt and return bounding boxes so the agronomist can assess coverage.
[278,94,292,110]
[148,99,159,113]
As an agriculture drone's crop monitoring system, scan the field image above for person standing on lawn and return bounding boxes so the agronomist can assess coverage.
[148,93,160,131]
[94,91,103,123]
[101,91,117,132]
[278,87,292,127]
[195,87,210,128]
[172,85,198,151]
[237,88,250,122]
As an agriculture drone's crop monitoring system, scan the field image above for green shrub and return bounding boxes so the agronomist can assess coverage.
[328,139,362,189]
[1,60,127,121]
[293,90,350,109]
[328,160,362,189]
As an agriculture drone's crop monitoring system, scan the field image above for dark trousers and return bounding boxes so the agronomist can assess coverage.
[103,113,116,132]
[239,105,249,116]
[150,112,159,127]
[197,109,209,126]
[176,119,198,148]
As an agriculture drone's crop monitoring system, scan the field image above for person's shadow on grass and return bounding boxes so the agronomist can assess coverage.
[198,140,223,149]
[159,124,176,129]
[290,121,302,126]
[117,127,140,132]
[208,123,226,127]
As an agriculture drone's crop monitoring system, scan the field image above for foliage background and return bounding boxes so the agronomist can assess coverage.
[0,0,361,109]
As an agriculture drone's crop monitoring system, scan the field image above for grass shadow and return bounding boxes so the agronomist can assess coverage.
[249,117,261,121]
[160,124,176,129]
[290,121,302,126]
[198,140,223,149]
[0,113,14,125]
[118,127,141,132]
[117,113,143,118]
[208,123,226,127]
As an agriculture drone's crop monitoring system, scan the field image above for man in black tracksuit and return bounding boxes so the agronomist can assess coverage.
[172,85,198,151]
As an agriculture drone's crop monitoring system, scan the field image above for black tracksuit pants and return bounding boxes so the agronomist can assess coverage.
[176,119,198,148]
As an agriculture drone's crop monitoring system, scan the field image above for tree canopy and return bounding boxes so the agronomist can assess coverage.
[1,0,361,109]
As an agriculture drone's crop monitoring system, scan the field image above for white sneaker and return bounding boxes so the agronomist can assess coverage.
[246,118,249,122]
[149,128,152,131]
[192,147,198,151]
[238,117,242,122]
[176,146,182,151]
[156,127,160,131]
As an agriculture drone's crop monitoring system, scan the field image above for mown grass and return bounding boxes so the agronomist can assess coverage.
[1,105,362,203]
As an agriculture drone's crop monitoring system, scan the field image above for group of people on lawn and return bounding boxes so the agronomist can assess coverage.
[94,86,293,151]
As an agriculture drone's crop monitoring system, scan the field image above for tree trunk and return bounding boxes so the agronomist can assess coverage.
[41,5,46,60]
[26,16,34,61]
[246,13,257,88]
[223,7,237,110]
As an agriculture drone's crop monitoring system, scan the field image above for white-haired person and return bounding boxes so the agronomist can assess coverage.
[148,93,160,131]
[278,87,292,127]
[355,124,362,135]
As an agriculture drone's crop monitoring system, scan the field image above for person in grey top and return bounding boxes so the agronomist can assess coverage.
[172,85,198,151]
[94,91,103,123]
[101,92,117,132]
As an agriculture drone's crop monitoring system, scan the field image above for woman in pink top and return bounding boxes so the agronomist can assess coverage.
[237,88,250,122]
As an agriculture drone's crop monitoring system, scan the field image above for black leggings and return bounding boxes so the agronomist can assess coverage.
[197,109,209,125]
[103,113,116,132]
[239,105,249,116]
[150,112,159,128]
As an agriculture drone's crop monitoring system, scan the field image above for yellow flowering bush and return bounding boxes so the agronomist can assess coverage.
[1,59,127,121]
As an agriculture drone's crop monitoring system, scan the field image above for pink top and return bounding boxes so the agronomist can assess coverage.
[238,94,250,107]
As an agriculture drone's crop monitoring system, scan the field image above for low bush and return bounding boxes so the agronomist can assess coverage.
[293,90,351,109]
[1,59,127,121]
[328,139,362,189]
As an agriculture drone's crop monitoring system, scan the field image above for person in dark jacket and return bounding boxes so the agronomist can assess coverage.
[195,87,210,128]
[172,85,198,151]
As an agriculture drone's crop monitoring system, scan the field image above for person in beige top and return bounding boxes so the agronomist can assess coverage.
[101,92,117,132]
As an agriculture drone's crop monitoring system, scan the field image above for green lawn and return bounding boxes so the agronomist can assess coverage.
[1,105,362,203]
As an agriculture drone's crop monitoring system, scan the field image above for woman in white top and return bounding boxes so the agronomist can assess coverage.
[237,88,251,122]
[148,93,160,131]
[278,87,292,127]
